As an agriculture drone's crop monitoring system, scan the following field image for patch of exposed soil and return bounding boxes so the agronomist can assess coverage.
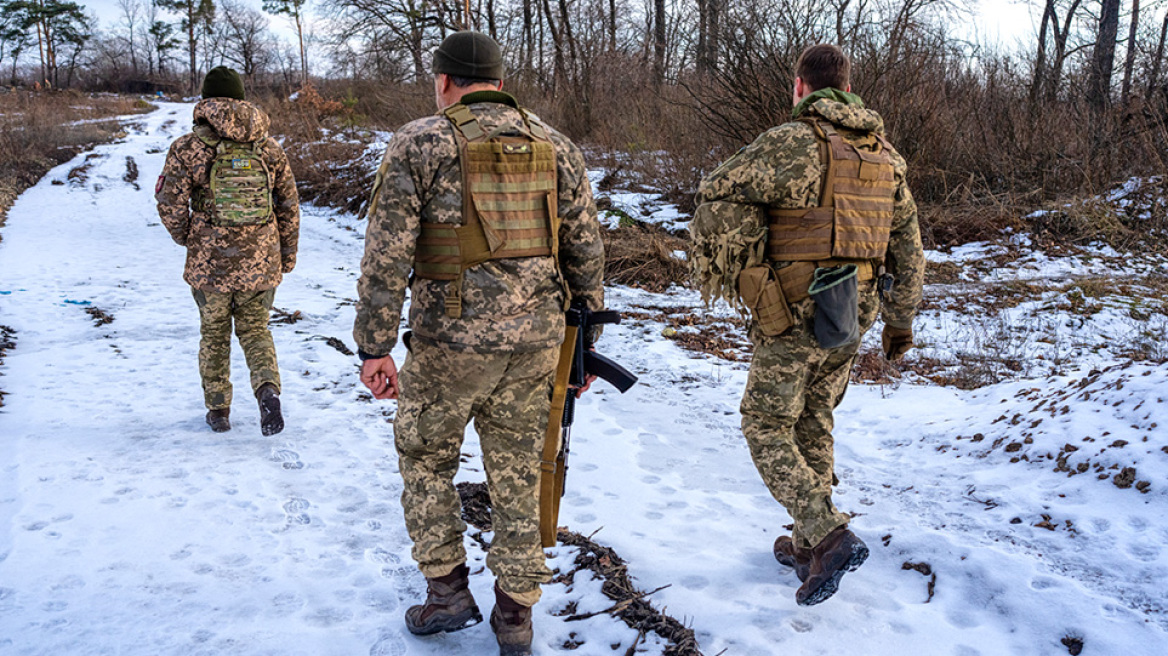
[84,306,115,326]
[0,325,15,408]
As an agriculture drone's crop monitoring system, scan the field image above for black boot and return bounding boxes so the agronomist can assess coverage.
[256,383,283,436]
[206,408,231,433]
[404,564,483,635]
[795,526,868,606]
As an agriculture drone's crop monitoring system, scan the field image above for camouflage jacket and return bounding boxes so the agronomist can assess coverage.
[695,92,924,329]
[156,98,300,293]
[354,91,605,356]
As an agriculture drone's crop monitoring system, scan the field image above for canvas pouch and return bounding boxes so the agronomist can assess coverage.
[738,266,793,337]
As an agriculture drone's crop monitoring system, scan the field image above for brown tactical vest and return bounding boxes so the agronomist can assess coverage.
[413,103,561,316]
[766,118,897,262]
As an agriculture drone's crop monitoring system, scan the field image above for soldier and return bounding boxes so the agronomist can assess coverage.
[156,66,300,436]
[353,31,604,656]
[692,44,925,605]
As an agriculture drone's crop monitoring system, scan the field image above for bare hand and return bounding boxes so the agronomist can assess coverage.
[572,373,598,398]
[360,356,400,400]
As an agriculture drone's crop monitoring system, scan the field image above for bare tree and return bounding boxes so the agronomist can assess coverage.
[1088,0,1121,110]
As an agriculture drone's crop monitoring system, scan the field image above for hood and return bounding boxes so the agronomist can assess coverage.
[192,97,270,143]
[794,88,884,134]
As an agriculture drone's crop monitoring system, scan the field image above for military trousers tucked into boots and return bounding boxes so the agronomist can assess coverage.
[741,285,880,551]
[394,337,557,607]
[192,287,280,410]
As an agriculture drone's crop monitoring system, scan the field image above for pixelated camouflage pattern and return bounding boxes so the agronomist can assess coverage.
[191,288,280,410]
[354,94,604,356]
[695,94,926,552]
[157,98,300,293]
[394,337,557,604]
[741,288,881,550]
[695,96,924,328]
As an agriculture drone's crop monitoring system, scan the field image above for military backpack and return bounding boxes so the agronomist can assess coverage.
[194,134,274,227]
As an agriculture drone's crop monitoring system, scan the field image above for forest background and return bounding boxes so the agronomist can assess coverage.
[4,0,1168,253]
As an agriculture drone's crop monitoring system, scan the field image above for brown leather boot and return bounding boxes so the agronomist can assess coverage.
[490,583,533,656]
[404,564,482,635]
[205,408,230,433]
[773,535,811,582]
[796,526,868,606]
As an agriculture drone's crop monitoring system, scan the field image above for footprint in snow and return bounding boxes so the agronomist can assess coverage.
[369,628,408,656]
[271,448,304,470]
[282,498,311,525]
[366,548,400,566]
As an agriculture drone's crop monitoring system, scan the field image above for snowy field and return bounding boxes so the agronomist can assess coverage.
[1,102,1166,655]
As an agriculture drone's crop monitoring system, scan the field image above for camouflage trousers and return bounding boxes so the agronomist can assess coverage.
[191,287,280,410]
[741,285,880,550]
[394,337,558,607]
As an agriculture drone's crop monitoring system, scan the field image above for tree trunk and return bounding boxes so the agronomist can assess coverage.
[653,0,665,82]
[295,11,307,84]
[1030,0,1053,107]
[1088,0,1121,111]
[1147,13,1168,100]
[1121,0,1139,104]
[188,4,198,95]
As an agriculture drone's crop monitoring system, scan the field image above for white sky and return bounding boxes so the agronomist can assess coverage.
[79,0,1044,63]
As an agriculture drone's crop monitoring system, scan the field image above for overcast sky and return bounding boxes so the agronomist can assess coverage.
[79,0,1040,62]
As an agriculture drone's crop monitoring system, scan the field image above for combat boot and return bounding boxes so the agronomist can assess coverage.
[404,564,482,635]
[206,408,231,433]
[773,535,811,582]
[256,383,283,436]
[795,526,868,606]
[490,584,533,656]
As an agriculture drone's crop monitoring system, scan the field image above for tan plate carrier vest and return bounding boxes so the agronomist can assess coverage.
[413,103,563,317]
[767,117,897,263]
[740,117,897,336]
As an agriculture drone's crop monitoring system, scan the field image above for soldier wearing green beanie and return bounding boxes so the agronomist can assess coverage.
[156,64,300,436]
[201,66,246,101]
[356,30,604,656]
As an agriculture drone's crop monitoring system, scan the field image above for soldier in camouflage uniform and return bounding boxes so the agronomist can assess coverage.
[156,66,300,436]
[693,45,925,605]
[353,32,604,656]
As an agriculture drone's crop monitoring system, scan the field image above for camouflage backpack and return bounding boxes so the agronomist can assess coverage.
[195,134,274,226]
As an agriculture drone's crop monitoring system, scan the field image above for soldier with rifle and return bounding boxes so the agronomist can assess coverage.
[353,31,605,656]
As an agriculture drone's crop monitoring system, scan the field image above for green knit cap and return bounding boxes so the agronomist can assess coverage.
[201,66,246,101]
[432,31,504,81]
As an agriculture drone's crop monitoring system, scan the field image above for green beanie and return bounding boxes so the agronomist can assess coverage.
[432,31,504,81]
[201,66,246,101]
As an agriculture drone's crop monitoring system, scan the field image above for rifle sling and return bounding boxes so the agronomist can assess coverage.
[539,325,578,548]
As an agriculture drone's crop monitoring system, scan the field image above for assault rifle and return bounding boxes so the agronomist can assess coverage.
[539,305,637,548]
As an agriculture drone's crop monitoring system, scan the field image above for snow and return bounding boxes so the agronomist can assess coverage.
[2,102,1167,655]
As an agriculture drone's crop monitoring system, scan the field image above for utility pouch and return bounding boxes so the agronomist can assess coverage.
[809,264,860,349]
[738,266,793,337]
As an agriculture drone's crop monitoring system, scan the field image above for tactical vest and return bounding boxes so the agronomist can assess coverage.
[413,103,562,317]
[766,118,896,262]
[194,134,274,227]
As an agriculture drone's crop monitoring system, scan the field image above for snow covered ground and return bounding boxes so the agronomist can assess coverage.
[1,102,1166,655]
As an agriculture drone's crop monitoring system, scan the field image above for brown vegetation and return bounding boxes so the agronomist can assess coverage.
[0,91,151,240]
[456,482,701,655]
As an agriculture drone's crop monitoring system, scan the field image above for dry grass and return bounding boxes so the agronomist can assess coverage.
[602,223,690,293]
[0,91,152,239]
